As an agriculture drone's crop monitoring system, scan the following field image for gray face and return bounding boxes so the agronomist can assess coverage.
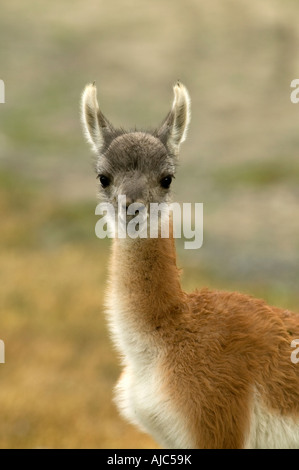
[95,132,176,209]
[81,81,191,215]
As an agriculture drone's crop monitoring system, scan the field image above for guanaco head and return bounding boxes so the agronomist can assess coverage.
[81,81,191,210]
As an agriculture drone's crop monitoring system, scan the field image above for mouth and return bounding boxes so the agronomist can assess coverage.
[118,204,148,223]
[116,203,148,239]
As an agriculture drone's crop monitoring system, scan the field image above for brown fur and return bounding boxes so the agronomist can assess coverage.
[109,232,299,448]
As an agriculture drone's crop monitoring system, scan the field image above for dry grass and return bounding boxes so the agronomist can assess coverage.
[0,248,158,448]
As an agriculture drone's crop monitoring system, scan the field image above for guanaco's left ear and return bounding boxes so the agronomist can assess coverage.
[157,81,191,155]
[81,82,114,154]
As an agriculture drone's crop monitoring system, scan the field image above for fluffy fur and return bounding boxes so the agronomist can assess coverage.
[81,81,299,448]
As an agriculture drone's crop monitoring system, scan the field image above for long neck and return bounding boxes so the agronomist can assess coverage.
[106,230,185,356]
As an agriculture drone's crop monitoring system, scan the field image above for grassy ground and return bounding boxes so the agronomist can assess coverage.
[0,0,299,449]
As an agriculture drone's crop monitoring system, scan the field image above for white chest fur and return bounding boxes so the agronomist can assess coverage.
[114,363,194,449]
[106,294,194,449]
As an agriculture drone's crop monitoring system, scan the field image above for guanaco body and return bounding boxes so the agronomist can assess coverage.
[81,81,299,448]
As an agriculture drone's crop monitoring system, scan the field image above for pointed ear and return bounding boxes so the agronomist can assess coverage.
[157,81,191,155]
[81,83,114,153]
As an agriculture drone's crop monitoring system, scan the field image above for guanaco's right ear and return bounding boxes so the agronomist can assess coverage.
[81,83,113,153]
[157,81,191,156]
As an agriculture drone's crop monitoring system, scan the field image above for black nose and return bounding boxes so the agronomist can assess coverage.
[121,198,147,214]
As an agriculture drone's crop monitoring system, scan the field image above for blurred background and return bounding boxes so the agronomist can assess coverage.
[0,0,299,449]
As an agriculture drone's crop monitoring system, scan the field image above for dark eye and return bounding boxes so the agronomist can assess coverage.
[160,175,173,189]
[97,174,111,188]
